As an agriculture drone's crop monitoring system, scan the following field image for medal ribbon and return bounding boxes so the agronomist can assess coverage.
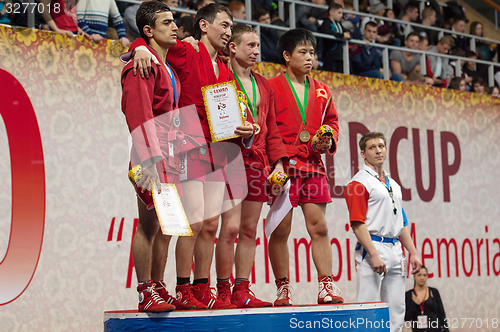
[165,61,177,108]
[366,170,397,215]
[233,71,257,118]
[284,72,309,125]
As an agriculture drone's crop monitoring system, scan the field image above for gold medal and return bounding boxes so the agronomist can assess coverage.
[299,131,311,143]
[253,123,261,135]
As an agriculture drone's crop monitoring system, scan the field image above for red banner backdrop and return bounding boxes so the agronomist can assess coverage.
[0,25,499,331]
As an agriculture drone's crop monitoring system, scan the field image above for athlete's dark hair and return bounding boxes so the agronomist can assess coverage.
[194,3,233,40]
[276,28,316,66]
[136,1,171,41]
[359,132,387,151]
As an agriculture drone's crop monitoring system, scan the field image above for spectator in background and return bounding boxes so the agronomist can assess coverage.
[423,75,434,86]
[0,0,12,24]
[343,1,362,40]
[443,47,465,80]
[375,8,400,46]
[163,0,183,19]
[471,77,486,94]
[360,0,385,31]
[350,21,402,81]
[254,7,279,63]
[313,53,321,70]
[448,17,468,53]
[296,0,327,33]
[40,0,87,37]
[405,266,449,332]
[390,32,421,81]
[392,2,419,45]
[77,0,130,46]
[320,3,350,73]
[416,6,439,46]
[470,21,496,62]
[462,51,484,89]
[405,68,426,85]
[253,0,273,12]
[197,0,214,10]
[448,77,466,91]
[491,85,499,97]
[10,0,48,29]
[228,1,245,21]
[426,36,454,85]
[176,15,194,39]
[125,0,155,41]
[418,35,428,51]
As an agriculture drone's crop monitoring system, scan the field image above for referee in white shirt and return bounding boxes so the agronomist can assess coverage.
[344,132,422,332]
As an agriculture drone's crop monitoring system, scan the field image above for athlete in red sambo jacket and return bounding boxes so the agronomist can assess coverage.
[214,25,288,308]
[121,2,180,313]
[267,28,343,306]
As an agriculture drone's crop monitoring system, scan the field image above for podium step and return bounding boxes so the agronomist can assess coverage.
[104,302,390,331]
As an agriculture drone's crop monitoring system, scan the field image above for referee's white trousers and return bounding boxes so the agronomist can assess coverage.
[355,241,405,332]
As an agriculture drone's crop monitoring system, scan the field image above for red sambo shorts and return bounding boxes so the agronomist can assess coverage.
[288,173,332,207]
[244,166,269,202]
[180,148,225,183]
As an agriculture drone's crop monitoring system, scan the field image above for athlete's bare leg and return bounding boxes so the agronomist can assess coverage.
[301,202,332,276]
[216,202,242,279]
[234,200,263,278]
[133,197,171,282]
[268,209,293,279]
[193,180,225,279]
[176,180,205,278]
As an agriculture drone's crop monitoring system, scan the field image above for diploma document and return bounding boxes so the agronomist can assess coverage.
[152,181,192,236]
[202,81,245,142]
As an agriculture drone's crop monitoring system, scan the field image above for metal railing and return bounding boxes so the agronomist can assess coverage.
[18,0,500,86]
[261,0,500,86]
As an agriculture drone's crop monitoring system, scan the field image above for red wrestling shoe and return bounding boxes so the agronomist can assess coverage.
[216,281,232,304]
[193,283,237,309]
[174,283,207,310]
[274,278,293,306]
[317,275,344,304]
[137,281,175,312]
[155,280,196,310]
[231,280,273,308]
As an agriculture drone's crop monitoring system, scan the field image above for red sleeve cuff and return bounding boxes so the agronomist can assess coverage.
[344,181,369,225]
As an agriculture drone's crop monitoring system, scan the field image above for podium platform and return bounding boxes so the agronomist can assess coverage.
[104,302,390,331]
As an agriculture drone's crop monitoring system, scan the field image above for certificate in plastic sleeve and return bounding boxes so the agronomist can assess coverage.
[152,181,192,236]
[202,81,245,142]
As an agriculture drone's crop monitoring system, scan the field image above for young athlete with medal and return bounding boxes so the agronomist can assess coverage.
[214,25,288,308]
[267,28,343,306]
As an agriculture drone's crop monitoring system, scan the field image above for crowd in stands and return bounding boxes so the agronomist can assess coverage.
[1,0,499,95]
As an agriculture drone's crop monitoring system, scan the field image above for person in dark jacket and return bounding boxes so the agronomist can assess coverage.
[350,21,402,81]
[405,266,449,332]
[320,3,350,73]
[296,0,327,32]
[254,7,280,63]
